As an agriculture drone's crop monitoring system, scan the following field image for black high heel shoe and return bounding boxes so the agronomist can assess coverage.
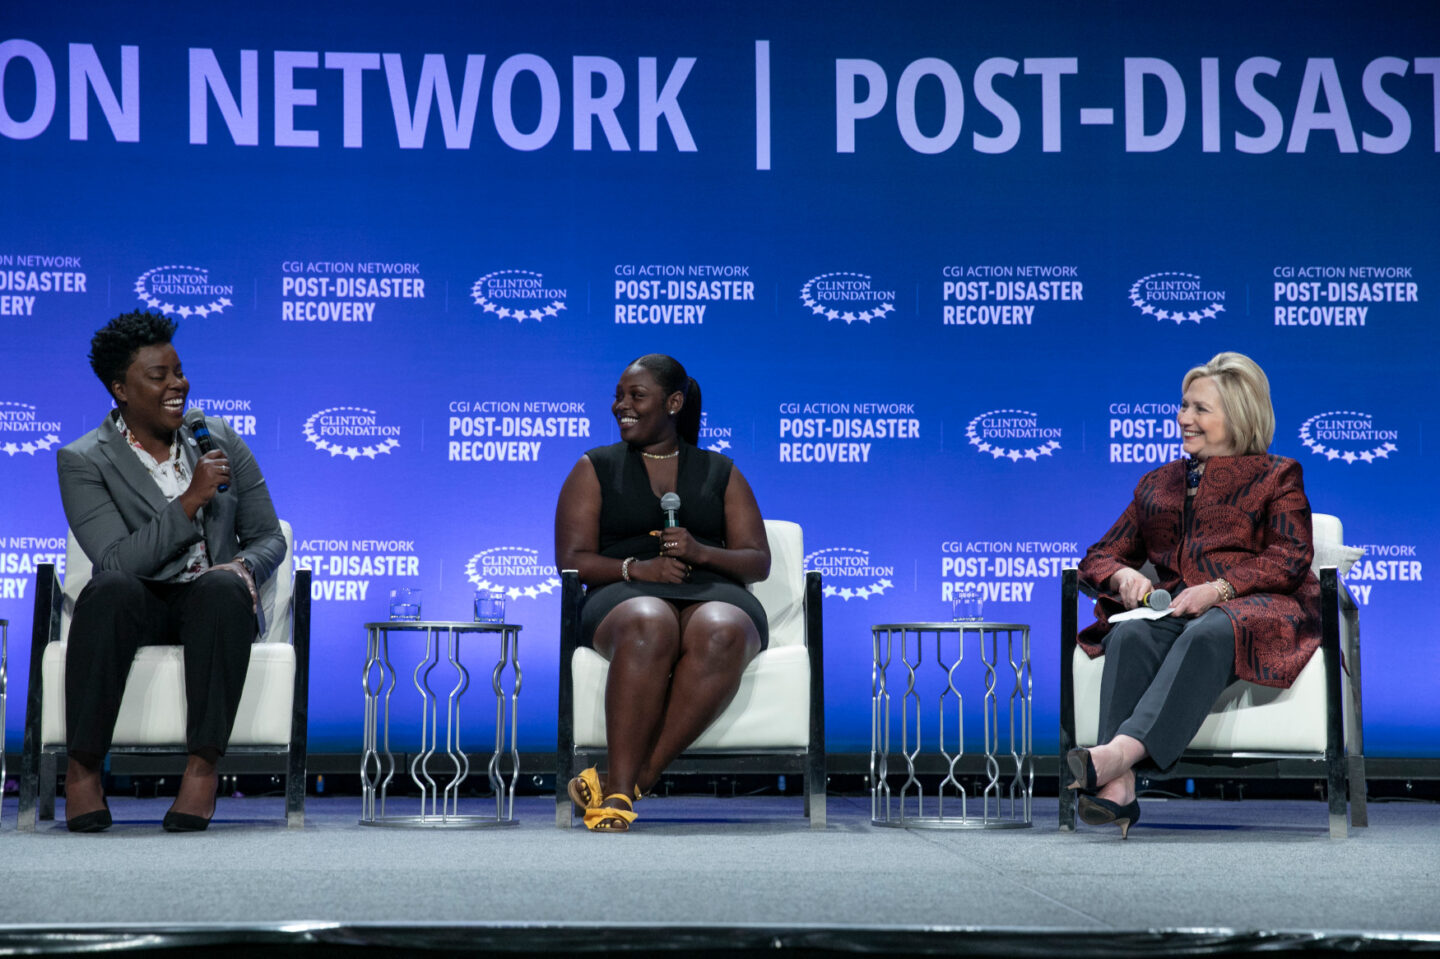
[1077,794,1141,839]
[1065,747,1099,793]
[163,772,218,832]
[66,799,112,833]
[161,808,213,832]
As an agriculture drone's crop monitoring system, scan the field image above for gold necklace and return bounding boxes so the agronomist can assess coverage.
[640,448,679,460]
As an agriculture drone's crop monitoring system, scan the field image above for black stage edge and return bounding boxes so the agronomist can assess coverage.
[0,924,1438,959]
[10,752,1432,803]
[8,752,1440,781]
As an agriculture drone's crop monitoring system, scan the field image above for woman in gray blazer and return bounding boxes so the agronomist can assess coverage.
[57,310,285,832]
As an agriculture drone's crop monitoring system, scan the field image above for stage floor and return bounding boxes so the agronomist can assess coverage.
[0,793,1436,954]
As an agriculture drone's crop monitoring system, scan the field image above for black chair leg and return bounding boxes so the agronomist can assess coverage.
[555,750,576,828]
[286,754,306,829]
[1058,767,1077,831]
[16,754,40,831]
[1326,752,1349,839]
[1349,755,1369,828]
[806,751,827,830]
[40,751,57,822]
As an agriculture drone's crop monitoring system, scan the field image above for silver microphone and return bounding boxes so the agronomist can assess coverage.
[660,492,681,528]
[1142,588,1171,611]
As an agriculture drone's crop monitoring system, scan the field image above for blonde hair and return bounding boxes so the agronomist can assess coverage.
[1182,352,1274,455]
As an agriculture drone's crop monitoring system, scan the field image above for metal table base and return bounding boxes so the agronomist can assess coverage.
[871,622,1033,829]
[361,621,521,828]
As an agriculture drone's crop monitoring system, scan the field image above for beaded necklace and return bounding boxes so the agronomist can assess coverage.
[1185,457,1206,495]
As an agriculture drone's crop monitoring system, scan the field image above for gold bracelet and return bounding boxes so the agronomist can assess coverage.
[1210,578,1234,602]
[621,556,636,582]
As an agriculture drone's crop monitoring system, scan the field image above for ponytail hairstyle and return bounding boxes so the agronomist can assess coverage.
[631,353,702,447]
[1182,351,1274,455]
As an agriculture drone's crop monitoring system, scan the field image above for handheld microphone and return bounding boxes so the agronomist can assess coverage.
[1141,588,1171,611]
[184,408,227,493]
[660,492,681,528]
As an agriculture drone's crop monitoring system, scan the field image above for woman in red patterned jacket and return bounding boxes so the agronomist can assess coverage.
[1069,352,1321,837]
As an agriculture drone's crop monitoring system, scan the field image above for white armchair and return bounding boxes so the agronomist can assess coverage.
[18,521,311,830]
[556,519,825,828]
[1060,512,1366,838]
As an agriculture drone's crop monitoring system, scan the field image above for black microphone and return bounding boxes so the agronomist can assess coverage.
[184,408,227,493]
[660,492,680,528]
[1141,588,1171,611]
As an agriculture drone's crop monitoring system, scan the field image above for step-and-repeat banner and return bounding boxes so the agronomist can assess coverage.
[3,1,1436,754]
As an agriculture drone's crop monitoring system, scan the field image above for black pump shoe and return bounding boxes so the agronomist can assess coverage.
[1078,794,1141,839]
[1066,747,1099,793]
[162,808,214,832]
[66,800,112,833]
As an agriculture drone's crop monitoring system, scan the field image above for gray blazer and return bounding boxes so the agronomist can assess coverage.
[57,410,287,631]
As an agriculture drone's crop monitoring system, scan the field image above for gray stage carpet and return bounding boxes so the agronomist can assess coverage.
[0,793,1436,954]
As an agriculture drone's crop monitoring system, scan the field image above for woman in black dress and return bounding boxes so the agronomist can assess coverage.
[554,354,770,831]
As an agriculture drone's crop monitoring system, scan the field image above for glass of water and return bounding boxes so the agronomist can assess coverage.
[474,590,506,623]
[951,587,984,622]
[389,587,421,621]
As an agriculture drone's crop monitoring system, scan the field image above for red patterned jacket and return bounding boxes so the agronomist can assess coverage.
[1077,454,1322,688]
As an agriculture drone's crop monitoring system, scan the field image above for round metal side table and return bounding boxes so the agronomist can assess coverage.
[871,621,1032,829]
[360,620,521,828]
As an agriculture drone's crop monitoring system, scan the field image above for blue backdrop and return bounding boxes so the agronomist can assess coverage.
[3,0,1436,755]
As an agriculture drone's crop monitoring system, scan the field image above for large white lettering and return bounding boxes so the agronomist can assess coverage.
[68,43,139,142]
[189,48,258,145]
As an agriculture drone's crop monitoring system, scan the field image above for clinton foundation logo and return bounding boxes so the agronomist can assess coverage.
[135,265,234,318]
[464,546,561,600]
[1299,411,1398,464]
[965,410,1061,461]
[302,407,401,459]
[0,401,61,455]
[1128,272,1225,324]
[799,272,896,324]
[699,412,732,454]
[470,269,567,322]
[803,546,893,601]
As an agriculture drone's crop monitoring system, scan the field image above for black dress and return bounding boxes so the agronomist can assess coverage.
[578,441,769,648]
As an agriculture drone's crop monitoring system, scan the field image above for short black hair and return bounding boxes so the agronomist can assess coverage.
[88,310,177,397]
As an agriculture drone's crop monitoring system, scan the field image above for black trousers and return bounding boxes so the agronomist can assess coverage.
[1098,608,1237,772]
[66,569,256,763]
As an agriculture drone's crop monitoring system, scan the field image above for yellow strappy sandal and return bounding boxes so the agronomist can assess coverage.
[583,794,637,832]
[567,767,603,811]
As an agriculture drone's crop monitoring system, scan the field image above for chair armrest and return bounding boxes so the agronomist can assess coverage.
[1059,568,1079,751]
[1324,566,1360,615]
[1059,567,1080,830]
[804,570,825,757]
[25,562,62,721]
[1319,566,1362,750]
[1318,565,1361,671]
[288,567,312,794]
[20,563,63,831]
[556,571,582,805]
